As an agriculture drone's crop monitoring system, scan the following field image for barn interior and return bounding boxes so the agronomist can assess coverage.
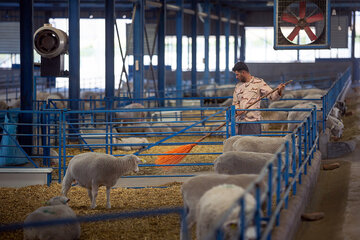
[0,0,360,239]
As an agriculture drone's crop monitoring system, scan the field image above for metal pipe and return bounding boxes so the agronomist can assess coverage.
[19,0,34,155]
[105,0,115,109]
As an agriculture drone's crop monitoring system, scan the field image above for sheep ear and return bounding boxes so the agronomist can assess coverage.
[224,220,238,231]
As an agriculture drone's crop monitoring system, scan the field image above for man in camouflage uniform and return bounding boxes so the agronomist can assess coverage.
[232,62,285,135]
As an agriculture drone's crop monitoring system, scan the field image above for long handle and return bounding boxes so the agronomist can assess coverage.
[196,80,293,142]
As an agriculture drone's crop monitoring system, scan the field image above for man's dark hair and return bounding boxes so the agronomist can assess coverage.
[232,62,249,72]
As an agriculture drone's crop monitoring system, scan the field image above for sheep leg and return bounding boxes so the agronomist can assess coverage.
[91,184,98,209]
[106,186,111,209]
[87,188,93,204]
[61,173,73,197]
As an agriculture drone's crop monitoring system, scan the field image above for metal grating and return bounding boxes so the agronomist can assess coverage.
[0,22,20,54]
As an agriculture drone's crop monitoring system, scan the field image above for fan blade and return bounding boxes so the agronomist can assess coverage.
[299,1,306,19]
[287,26,301,41]
[281,13,299,24]
[306,13,324,23]
[304,26,317,41]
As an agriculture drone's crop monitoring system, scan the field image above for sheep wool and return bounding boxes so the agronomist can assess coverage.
[195,184,255,240]
[62,153,142,209]
[23,196,80,240]
[181,173,267,235]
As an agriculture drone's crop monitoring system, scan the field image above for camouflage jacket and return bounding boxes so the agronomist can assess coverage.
[232,76,281,122]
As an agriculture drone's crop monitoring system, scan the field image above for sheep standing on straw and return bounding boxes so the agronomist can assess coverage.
[62,153,143,209]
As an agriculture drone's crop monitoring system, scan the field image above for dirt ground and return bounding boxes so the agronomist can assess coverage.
[294,86,360,240]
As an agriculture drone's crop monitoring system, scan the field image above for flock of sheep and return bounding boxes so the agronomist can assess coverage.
[5,85,347,239]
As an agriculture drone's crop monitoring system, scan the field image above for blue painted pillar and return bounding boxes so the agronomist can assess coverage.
[203,0,210,85]
[133,0,145,100]
[215,4,221,84]
[240,24,245,62]
[234,14,239,63]
[157,0,166,107]
[233,14,239,82]
[224,9,230,84]
[176,0,183,106]
[19,0,33,154]
[68,0,80,140]
[69,0,80,110]
[105,0,114,109]
[351,11,358,82]
[191,0,197,96]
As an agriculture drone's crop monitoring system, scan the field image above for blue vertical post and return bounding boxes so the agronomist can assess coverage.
[215,3,221,84]
[69,0,80,141]
[133,0,145,100]
[105,0,114,110]
[204,0,210,85]
[191,0,198,97]
[351,11,357,82]
[176,0,183,106]
[19,0,34,155]
[203,0,210,85]
[224,8,230,84]
[234,14,239,64]
[69,0,80,109]
[240,23,245,62]
[157,0,166,107]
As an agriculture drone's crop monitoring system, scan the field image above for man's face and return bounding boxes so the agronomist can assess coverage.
[235,70,247,83]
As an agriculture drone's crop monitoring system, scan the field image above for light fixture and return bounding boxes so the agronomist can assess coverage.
[332,9,336,16]
[89,14,94,19]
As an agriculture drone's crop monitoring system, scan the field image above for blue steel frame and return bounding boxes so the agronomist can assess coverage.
[225,8,230,84]
[157,0,166,107]
[191,0,198,97]
[133,0,145,100]
[176,0,183,106]
[203,0,210,85]
[19,0,34,155]
[105,0,115,110]
[273,0,331,49]
[215,4,221,84]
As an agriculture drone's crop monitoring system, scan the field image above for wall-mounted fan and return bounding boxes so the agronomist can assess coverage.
[274,0,330,49]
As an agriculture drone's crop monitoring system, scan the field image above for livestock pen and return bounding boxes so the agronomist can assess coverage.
[0,67,352,239]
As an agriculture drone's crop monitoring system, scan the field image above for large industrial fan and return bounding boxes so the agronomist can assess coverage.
[34,24,69,77]
[274,0,330,49]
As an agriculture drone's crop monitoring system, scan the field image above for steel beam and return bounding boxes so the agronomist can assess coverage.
[176,0,183,106]
[191,0,197,96]
[157,0,166,107]
[69,0,80,109]
[105,0,114,109]
[19,0,34,154]
[225,8,230,84]
[240,24,245,62]
[203,0,210,85]
[215,3,221,84]
[133,0,145,100]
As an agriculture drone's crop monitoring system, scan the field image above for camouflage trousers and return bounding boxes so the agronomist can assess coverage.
[237,123,261,135]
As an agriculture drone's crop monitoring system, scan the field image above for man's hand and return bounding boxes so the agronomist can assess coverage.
[277,83,286,96]
[236,110,246,117]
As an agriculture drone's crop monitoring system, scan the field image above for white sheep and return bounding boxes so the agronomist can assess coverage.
[261,110,289,131]
[287,103,344,138]
[224,135,291,154]
[62,153,143,209]
[23,196,80,240]
[80,127,148,151]
[116,137,149,150]
[181,173,267,235]
[214,151,282,175]
[268,100,307,109]
[196,184,256,240]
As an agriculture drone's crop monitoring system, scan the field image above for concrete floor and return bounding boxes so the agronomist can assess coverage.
[294,90,360,240]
